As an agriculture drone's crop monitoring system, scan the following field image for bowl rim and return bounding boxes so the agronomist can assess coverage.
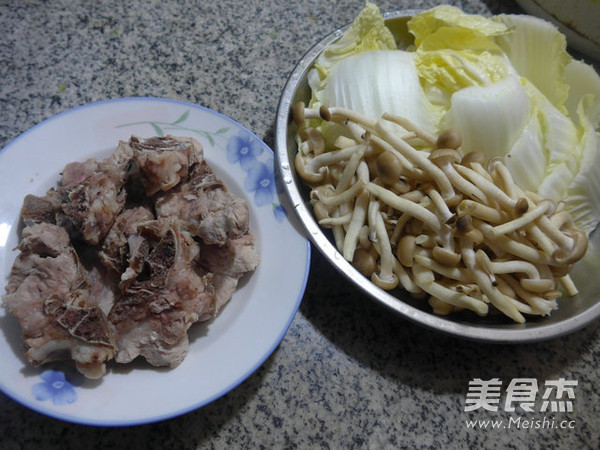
[274,9,600,343]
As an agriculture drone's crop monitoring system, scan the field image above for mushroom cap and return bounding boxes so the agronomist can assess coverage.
[292,101,306,126]
[371,272,399,290]
[302,127,326,155]
[520,278,555,293]
[353,248,377,277]
[396,235,416,267]
[295,152,324,184]
[436,129,462,150]
[429,148,462,165]
[375,151,403,186]
[319,105,331,121]
[461,151,486,167]
[432,246,461,267]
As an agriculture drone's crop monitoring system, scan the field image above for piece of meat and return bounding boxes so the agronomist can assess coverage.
[2,223,117,379]
[59,141,133,245]
[130,135,203,196]
[109,220,216,367]
[4,134,260,379]
[99,205,154,274]
[196,233,259,312]
[155,159,250,245]
[20,194,59,227]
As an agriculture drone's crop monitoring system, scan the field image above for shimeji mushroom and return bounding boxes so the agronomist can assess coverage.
[425,184,455,224]
[293,104,588,323]
[320,105,377,131]
[457,199,509,224]
[381,112,437,147]
[474,249,555,293]
[429,149,487,203]
[392,259,424,296]
[374,121,458,203]
[488,157,519,199]
[411,262,488,316]
[489,200,556,237]
[333,148,367,193]
[370,134,425,181]
[292,101,326,126]
[374,151,404,187]
[454,164,529,216]
[365,182,443,234]
[352,248,378,277]
[436,129,462,151]
[299,143,368,184]
[299,127,326,155]
[343,190,369,261]
[477,221,555,266]
[396,234,416,267]
[368,200,399,290]
[413,251,471,283]
[459,234,526,323]
[498,274,558,315]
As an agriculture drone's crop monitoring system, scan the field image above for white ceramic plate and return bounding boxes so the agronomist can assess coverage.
[0,97,310,426]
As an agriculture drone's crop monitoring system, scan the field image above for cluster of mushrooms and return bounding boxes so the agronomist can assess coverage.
[292,102,588,323]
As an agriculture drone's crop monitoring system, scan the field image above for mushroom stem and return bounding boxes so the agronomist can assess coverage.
[374,121,456,201]
[342,190,369,261]
[535,214,575,251]
[454,164,528,214]
[412,263,488,316]
[318,214,352,227]
[459,235,525,323]
[295,152,324,184]
[431,155,487,202]
[316,180,364,207]
[457,199,509,224]
[413,252,471,282]
[370,135,418,177]
[369,201,399,290]
[559,275,579,296]
[488,157,518,199]
[392,259,424,296]
[306,143,366,176]
[334,147,366,193]
[390,212,412,246]
[381,112,438,147]
[365,182,442,233]
[477,221,555,266]
[475,249,554,292]
[321,105,378,130]
[489,200,555,237]
[499,274,558,315]
[524,223,558,255]
[299,127,326,155]
[426,186,455,224]
[292,101,323,126]
[396,234,416,267]
[330,208,345,253]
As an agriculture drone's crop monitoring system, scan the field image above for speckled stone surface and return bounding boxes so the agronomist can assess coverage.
[1,1,599,449]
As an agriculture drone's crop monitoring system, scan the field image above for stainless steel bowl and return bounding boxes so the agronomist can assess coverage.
[274,10,600,342]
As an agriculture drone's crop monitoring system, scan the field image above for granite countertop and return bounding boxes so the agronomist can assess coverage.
[1,0,599,448]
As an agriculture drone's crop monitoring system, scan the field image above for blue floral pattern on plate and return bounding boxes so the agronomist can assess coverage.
[32,370,78,406]
[117,110,287,222]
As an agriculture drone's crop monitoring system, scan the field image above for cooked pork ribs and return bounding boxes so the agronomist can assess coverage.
[109,220,216,367]
[155,159,250,245]
[3,136,259,378]
[3,223,117,379]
